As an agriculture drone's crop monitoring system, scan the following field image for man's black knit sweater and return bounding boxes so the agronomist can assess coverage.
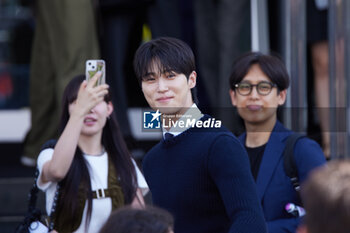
[142,115,267,233]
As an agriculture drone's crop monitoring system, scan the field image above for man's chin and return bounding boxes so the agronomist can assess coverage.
[155,107,181,115]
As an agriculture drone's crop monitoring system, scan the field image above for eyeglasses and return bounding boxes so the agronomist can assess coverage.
[234,81,277,96]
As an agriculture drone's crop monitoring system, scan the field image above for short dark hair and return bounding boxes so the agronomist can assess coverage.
[99,205,174,233]
[229,52,290,91]
[301,160,350,233]
[133,37,198,103]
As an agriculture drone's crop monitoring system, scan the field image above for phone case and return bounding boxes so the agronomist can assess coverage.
[85,59,106,85]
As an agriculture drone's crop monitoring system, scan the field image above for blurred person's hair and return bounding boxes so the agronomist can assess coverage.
[301,160,350,233]
[229,51,290,92]
[99,205,174,233]
[133,37,198,104]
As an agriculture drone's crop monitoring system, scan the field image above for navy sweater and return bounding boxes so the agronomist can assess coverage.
[143,115,267,233]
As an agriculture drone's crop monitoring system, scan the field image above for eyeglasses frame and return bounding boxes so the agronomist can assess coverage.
[234,81,278,96]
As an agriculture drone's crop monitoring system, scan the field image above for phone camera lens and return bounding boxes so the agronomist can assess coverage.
[88,62,91,65]
[92,66,95,69]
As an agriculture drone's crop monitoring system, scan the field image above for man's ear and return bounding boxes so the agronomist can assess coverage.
[229,89,237,106]
[278,89,287,106]
[107,101,114,116]
[188,71,197,88]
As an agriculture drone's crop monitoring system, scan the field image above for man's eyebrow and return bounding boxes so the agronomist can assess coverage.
[143,71,156,77]
[163,68,174,73]
[142,69,175,78]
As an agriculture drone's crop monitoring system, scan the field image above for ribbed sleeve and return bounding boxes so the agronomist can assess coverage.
[208,134,266,233]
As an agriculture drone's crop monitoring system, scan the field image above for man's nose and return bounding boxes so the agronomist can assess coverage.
[157,78,169,92]
[250,86,259,97]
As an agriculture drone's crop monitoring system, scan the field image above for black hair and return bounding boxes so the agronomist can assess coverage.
[58,75,137,229]
[99,205,174,233]
[133,37,198,104]
[229,52,290,92]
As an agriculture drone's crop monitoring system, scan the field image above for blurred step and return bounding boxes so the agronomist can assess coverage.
[0,177,46,216]
[0,216,23,233]
[0,177,45,233]
[0,109,30,143]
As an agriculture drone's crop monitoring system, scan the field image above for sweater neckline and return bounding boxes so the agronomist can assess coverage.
[162,114,212,145]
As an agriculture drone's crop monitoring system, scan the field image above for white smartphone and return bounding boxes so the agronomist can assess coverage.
[85,59,106,86]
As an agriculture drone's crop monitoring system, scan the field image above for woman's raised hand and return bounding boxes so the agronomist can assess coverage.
[72,72,109,117]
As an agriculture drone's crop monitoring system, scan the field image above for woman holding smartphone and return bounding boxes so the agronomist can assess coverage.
[36,73,148,233]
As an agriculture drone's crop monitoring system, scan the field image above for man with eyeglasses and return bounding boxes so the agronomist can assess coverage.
[228,52,326,233]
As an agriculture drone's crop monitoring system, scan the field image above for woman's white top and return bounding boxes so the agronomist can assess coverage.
[37,148,149,233]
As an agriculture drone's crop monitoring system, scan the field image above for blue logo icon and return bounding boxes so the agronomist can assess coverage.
[143,110,161,129]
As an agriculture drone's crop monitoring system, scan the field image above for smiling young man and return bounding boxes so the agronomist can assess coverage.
[229,52,326,233]
[133,37,266,233]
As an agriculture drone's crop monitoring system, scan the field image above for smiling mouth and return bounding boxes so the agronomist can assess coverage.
[156,97,173,102]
